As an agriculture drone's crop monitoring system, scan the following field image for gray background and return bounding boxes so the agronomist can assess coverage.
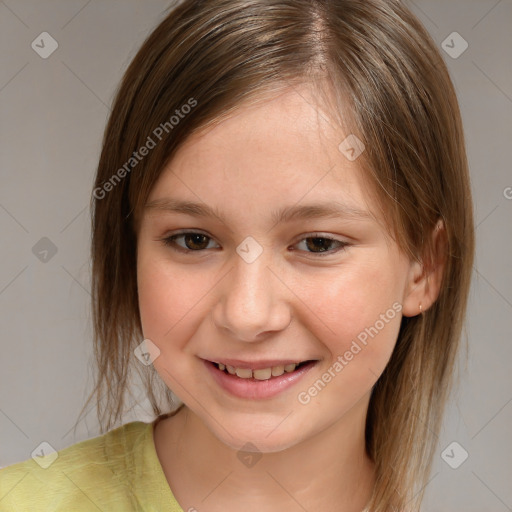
[0,0,511,510]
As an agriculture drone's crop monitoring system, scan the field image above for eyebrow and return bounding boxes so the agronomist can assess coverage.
[144,198,373,225]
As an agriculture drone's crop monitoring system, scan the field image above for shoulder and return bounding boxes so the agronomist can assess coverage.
[0,421,150,512]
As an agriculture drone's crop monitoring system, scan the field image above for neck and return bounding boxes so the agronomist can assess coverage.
[154,395,375,512]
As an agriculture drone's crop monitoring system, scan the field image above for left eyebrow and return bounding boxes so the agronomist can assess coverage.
[270,201,373,224]
[144,198,373,224]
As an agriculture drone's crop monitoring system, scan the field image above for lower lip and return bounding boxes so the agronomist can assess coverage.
[204,359,317,400]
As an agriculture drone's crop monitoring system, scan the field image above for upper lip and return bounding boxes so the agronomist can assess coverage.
[205,358,315,370]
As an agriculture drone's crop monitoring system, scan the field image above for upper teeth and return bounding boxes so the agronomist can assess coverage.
[217,362,298,380]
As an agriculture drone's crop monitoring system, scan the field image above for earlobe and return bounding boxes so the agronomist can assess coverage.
[401,219,447,317]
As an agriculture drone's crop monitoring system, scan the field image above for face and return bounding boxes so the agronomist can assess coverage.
[136,85,414,453]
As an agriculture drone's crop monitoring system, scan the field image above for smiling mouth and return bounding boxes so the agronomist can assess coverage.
[210,360,315,381]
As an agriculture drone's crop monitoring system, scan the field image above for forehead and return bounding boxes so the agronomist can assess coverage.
[145,85,381,227]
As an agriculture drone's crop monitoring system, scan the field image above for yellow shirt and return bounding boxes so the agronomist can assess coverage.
[0,420,184,511]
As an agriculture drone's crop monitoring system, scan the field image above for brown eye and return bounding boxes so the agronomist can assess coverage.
[161,232,219,252]
[294,235,350,256]
[182,233,210,250]
[305,237,336,252]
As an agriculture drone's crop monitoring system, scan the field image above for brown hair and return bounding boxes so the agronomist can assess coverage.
[80,1,475,510]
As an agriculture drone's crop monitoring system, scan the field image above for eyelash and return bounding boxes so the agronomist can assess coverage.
[159,230,351,257]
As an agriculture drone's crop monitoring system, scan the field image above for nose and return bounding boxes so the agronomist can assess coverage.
[212,251,292,342]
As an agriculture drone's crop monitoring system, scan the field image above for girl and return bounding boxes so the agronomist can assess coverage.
[0,0,475,510]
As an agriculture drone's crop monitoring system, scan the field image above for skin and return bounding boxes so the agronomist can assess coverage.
[136,84,445,512]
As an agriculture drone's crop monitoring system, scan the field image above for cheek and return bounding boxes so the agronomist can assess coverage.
[295,258,404,411]
[137,258,214,388]
[298,255,404,363]
[137,253,206,349]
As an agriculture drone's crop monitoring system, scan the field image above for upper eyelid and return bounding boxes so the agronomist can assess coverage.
[164,229,347,243]
[163,230,350,253]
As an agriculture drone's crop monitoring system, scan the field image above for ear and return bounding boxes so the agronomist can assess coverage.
[401,219,448,317]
